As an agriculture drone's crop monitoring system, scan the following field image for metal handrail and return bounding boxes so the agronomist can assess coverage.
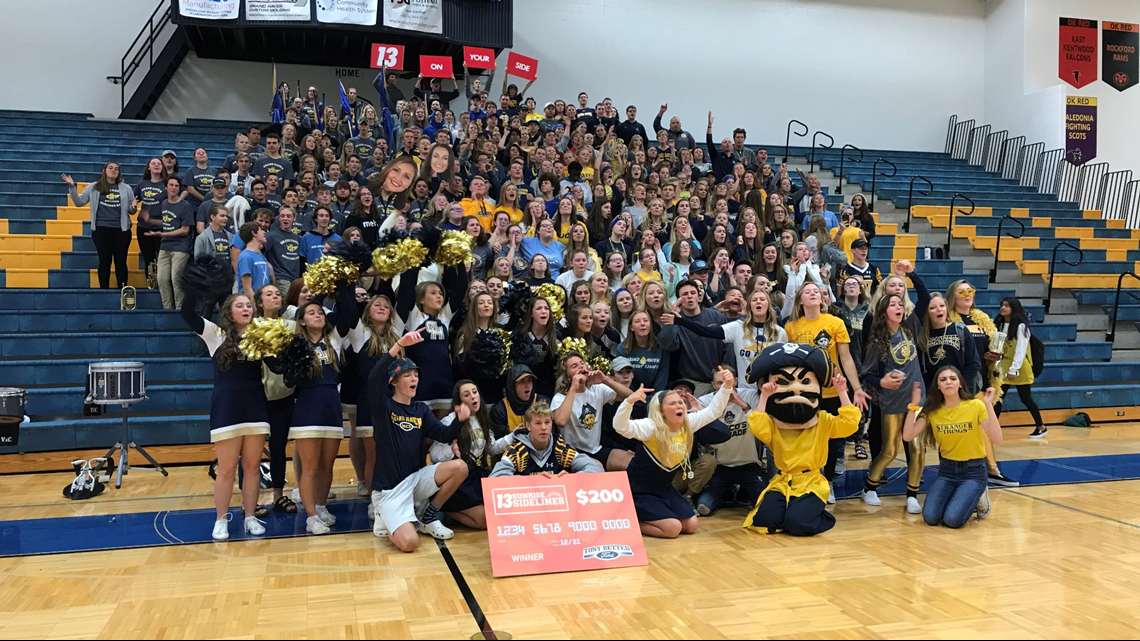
[783,119,808,163]
[944,115,958,154]
[1045,241,1084,314]
[837,143,863,197]
[988,216,1026,283]
[903,175,933,233]
[869,158,896,212]
[1105,272,1140,344]
[945,193,975,257]
[808,131,834,174]
[108,0,173,113]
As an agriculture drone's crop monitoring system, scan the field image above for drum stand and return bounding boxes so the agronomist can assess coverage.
[96,402,168,489]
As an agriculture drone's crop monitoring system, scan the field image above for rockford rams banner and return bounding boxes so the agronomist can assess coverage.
[246,0,311,21]
[316,0,378,25]
[179,0,239,20]
[383,0,443,35]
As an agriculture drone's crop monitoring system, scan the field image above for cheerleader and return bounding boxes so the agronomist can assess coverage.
[180,293,270,541]
[613,368,734,538]
[253,284,297,515]
[946,280,1018,487]
[428,380,516,529]
[517,296,559,399]
[663,288,787,389]
[344,293,402,508]
[391,261,467,412]
[288,284,357,534]
[859,293,927,513]
[903,370,1000,527]
[451,292,506,405]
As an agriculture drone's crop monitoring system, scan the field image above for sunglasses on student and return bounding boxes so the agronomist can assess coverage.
[955,287,976,297]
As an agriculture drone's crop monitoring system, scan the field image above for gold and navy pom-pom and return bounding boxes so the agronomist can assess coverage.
[371,237,429,280]
[435,230,475,267]
[557,337,588,360]
[239,317,294,359]
[589,354,612,375]
[535,283,566,322]
[302,255,359,295]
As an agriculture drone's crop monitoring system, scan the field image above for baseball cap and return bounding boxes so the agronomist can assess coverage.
[689,260,709,273]
[545,102,555,109]
[611,357,634,372]
[162,149,177,158]
[851,238,870,249]
[212,177,228,188]
[387,357,420,386]
[668,378,696,394]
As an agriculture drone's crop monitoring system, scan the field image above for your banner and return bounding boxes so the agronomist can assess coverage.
[246,0,311,21]
[1103,21,1139,91]
[464,46,496,70]
[1059,17,1098,88]
[382,0,442,35]
[1065,96,1097,166]
[178,0,239,20]
[482,472,647,578]
[316,0,377,25]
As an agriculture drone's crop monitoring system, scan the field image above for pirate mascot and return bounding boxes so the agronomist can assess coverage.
[744,343,861,536]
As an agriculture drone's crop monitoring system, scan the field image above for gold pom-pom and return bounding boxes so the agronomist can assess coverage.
[302,255,359,296]
[371,238,429,280]
[557,337,588,360]
[492,328,513,375]
[436,230,475,267]
[239,317,294,360]
[589,354,612,375]
[535,283,566,322]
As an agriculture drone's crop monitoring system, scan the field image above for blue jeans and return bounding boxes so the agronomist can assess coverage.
[696,463,767,514]
[923,457,987,528]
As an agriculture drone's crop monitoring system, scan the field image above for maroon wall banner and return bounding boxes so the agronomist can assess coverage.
[1060,17,1098,88]
[1065,96,1097,165]
[1103,21,1139,91]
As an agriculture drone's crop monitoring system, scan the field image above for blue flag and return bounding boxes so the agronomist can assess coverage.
[270,63,285,123]
[339,80,358,137]
[372,71,397,151]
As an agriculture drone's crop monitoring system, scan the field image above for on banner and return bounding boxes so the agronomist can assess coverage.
[1103,22,1139,91]
[482,472,647,578]
[420,55,453,78]
[370,44,405,70]
[506,52,538,81]
[383,0,442,35]
[1059,17,1098,88]
[247,0,311,21]
[179,0,238,20]
[317,0,377,25]
[1065,96,1097,165]
[464,46,496,70]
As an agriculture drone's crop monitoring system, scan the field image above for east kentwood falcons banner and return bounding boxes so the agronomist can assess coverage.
[1059,17,1098,88]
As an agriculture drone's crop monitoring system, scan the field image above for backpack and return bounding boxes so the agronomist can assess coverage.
[1029,333,1045,378]
[1062,412,1091,428]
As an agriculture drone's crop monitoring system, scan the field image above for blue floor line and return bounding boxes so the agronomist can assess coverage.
[4,452,1140,558]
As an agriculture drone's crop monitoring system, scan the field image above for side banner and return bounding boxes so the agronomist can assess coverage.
[178,0,239,20]
[1102,21,1139,91]
[382,0,443,35]
[246,0,311,21]
[1059,17,1098,88]
[1065,96,1097,165]
[316,0,377,25]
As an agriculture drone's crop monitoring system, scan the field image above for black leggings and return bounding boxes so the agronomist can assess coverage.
[136,225,161,270]
[267,396,295,490]
[91,227,132,288]
[1001,383,1043,428]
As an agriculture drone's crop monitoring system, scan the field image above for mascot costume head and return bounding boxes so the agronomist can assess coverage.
[747,342,834,427]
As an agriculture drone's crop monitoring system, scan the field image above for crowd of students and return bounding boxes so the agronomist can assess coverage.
[70,65,1049,544]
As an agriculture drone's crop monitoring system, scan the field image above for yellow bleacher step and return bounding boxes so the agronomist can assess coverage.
[1,268,149,288]
[0,250,141,270]
[90,270,149,288]
[1016,260,1049,275]
[911,205,998,218]
[1042,273,1140,289]
[56,206,91,221]
[0,234,77,252]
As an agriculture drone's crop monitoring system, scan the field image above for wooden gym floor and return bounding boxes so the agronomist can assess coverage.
[1,424,1139,639]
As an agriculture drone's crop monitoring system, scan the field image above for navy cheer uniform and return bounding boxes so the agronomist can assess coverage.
[392,264,467,409]
[613,387,732,522]
[180,299,269,442]
[289,286,357,439]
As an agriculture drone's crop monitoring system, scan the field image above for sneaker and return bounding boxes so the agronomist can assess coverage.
[356,481,369,497]
[696,503,711,516]
[988,471,1020,488]
[976,488,992,520]
[372,515,389,538]
[861,489,882,506]
[416,519,454,540]
[243,515,266,536]
[315,504,336,527]
[1029,427,1048,439]
[306,515,331,535]
[367,502,376,520]
[835,456,846,475]
[291,487,302,503]
[827,483,836,505]
[906,496,922,514]
[212,515,231,541]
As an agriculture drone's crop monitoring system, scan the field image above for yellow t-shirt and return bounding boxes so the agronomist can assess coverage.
[836,227,862,263]
[494,205,524,226]
[746,405,861,506]
[461,198,494,232]
[925,399,989,461]
[783,314,849,398]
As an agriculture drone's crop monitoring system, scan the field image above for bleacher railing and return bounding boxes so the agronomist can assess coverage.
[1045,241,1084,314]
[944,192,975,257]
[903,175,933,234]
[945,115,975,160]
[988,216,1026,283]
[999,135,1025,180]
[983,130,1008,173]
[1106,272,1140,344]
[966,124,991,167]
[808,131,833,174]
[869,158,897,212]
[784,120,808,164]
[837,144,862,198]
[108,0,176,113]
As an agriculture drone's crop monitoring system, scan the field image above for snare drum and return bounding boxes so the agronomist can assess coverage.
[86,362,147,405]
[0,387,26,424]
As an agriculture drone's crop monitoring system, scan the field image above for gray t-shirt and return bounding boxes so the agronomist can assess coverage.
[182,166,216,207]
[135,180,166,229]
[196,198,235,233]
[265,228,303,281]
[253,156,295,184]
[96,190,124,229]
[865,328,925,415]
[157,199,195,253]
